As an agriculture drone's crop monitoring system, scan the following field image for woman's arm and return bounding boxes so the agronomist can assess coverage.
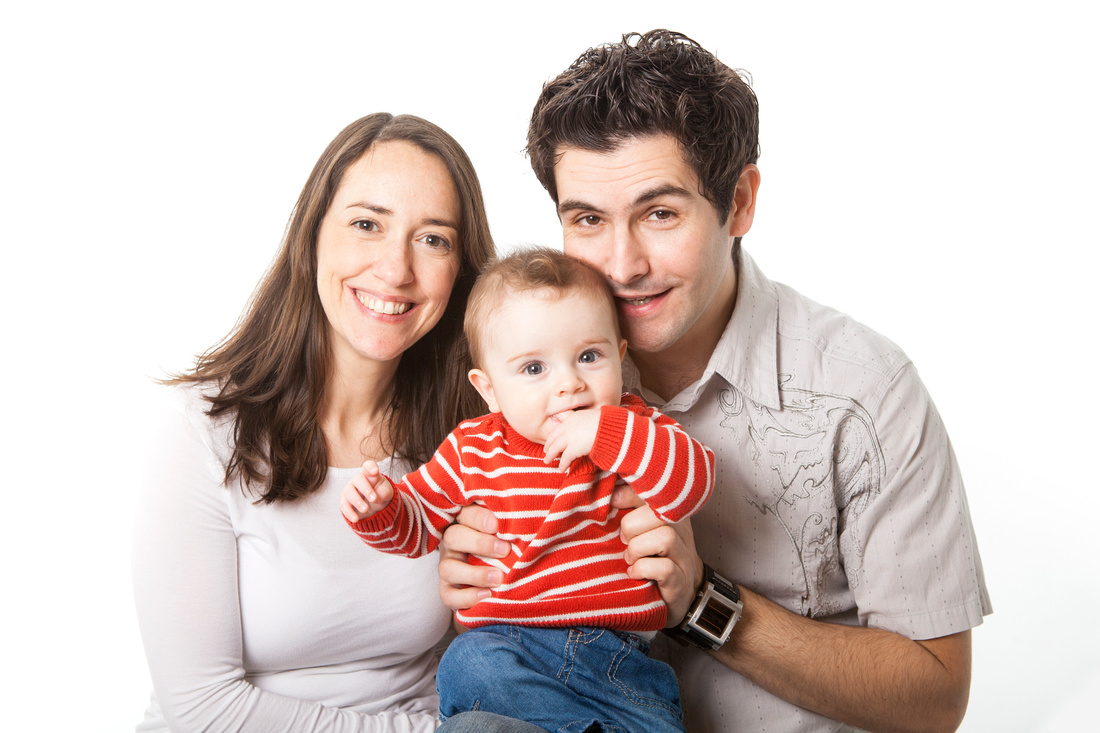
[133,394,437,733]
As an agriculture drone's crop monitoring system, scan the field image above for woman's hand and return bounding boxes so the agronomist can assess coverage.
[438,505,510,611]
[611,483,705,625]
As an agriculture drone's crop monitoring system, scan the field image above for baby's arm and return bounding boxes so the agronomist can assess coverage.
[345,430,473,557]
[588,396,715,523]
[340,460,395,523]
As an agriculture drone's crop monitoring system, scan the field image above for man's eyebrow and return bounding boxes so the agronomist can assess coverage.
[557,184,694,217]
[634,184,693,205]
[557,198,603,216]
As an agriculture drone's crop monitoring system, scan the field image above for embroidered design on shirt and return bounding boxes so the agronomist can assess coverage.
[718,375,885,617]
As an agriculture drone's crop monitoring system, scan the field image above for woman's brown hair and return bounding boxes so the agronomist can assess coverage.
[170,113,494,503]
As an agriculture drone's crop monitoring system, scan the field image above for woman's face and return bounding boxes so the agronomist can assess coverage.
[316,140,462,370]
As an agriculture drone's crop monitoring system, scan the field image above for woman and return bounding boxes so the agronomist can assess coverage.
[133,113,493,732]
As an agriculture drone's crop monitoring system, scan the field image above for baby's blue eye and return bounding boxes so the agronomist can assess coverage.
[579,350,600,364]
[523,363,545,376]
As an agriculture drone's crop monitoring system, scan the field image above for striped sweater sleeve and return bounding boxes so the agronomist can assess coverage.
[588,393,715,523]
[345,429,468,558]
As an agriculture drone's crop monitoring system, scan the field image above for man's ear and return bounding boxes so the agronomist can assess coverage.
[727,164,761,238]
[468,369,499,413]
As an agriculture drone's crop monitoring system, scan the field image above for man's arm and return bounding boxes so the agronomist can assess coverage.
[718,585,971,733]
[614,496,972,733]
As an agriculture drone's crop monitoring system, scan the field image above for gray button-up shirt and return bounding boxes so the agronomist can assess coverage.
[633,252,991,732]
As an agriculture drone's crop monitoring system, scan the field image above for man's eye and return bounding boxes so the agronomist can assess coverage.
[582,215,601,226]
[523,363,545,376]
[651,209,673,220]
[579,350,600,364]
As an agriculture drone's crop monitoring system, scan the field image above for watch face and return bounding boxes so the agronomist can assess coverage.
[688,581,743,649]
[697,596,735,639]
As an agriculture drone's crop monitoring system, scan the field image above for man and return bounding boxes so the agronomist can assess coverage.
[442,30,990,732]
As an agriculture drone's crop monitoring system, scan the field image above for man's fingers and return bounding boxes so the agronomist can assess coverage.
[622,523,678,564]
[610,483,644,510]
[618,503,662,543]
[438,554,503,590]
[454,504,501,536]
[441,522,510,559]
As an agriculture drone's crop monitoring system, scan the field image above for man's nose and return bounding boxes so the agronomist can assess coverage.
[605,225,648,285]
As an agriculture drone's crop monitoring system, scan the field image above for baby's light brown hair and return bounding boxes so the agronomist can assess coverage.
[464,247,620,369]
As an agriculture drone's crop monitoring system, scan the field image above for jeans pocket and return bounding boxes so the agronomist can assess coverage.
[606,638,682,715]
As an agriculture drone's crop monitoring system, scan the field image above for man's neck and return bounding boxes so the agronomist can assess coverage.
[632,264,739,403]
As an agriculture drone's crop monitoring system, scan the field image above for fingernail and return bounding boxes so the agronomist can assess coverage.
[488,570,503,585]
[494,541,509,557]
[477,589,492,600]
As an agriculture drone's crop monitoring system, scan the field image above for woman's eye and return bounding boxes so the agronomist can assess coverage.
[523,363,545,376]
[421,233,453,251]
[354,220,378,232]
[579,350,601,364]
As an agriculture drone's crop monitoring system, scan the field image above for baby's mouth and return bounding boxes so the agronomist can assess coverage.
[551,405,591,422]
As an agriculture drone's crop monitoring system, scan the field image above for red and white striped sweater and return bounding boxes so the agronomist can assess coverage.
[347,393,714,631]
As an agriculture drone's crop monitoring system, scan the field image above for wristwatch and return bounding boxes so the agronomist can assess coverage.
[663,564,743,650]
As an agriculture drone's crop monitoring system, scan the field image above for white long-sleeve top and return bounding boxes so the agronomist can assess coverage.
[132,385,451,732]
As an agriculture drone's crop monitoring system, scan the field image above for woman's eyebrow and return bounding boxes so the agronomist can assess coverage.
[345,202,457,230]
[345,201,393,215]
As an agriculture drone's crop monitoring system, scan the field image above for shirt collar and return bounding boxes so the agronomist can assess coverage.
[623,250,782,412]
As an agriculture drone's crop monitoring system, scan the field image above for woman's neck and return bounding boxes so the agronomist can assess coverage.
[321,351,400,468]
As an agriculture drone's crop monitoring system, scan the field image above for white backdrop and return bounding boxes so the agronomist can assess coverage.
[2,2,1096,730]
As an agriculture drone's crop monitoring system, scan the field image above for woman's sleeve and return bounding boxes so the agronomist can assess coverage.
[132,392,438,733]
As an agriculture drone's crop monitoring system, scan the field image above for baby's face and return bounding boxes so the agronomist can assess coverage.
[468,287,626,445]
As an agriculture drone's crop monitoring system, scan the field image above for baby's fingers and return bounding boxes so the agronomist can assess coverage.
[351,471,379,504]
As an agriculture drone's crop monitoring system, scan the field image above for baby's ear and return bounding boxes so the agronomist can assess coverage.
[468,369,499,413]
[618,339,628,360]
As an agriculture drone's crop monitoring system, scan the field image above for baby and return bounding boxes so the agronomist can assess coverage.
[342,247,714,732]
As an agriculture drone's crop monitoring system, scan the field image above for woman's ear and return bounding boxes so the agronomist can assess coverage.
[468,369,499,413]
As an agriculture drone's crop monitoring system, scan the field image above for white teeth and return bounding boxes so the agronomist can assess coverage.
[622,296,653,306]
[356,292,411,315]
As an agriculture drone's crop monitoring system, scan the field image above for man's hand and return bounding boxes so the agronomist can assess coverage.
[611,484,705,625]
[340,460,394,523]
[437,505,510,611]
[543,409,601,470]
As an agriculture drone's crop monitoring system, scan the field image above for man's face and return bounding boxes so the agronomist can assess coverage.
[553,134,743,365]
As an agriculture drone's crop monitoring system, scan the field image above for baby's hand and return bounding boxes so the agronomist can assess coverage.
[340,460,395,523]
[543,409,602,471]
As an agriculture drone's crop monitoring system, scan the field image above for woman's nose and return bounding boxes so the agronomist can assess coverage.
[376,236,415,286]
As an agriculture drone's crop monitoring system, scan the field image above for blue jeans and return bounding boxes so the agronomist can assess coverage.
[436,624,685,733]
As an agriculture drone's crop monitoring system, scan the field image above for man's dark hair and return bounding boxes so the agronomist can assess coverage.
[527,29,759,228]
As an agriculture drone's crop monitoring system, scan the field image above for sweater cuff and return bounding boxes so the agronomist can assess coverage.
[589,405,631,471]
